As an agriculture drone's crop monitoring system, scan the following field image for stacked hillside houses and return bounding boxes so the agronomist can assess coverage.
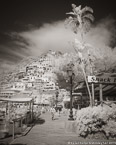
[0,51,63,105]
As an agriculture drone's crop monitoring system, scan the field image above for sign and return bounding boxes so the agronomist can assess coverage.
[88,75,116,84]
[88,76,98,83]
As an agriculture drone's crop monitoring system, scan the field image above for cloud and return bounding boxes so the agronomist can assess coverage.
[85,16,116,48]
[0,43,29,73]
[0,16,116,73]
[17,17,116,56]
[84,16,116,59]
[17,21,76,55]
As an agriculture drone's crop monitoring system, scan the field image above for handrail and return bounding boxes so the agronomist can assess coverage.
[10,114,30,140]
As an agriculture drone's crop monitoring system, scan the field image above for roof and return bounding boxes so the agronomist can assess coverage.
[74,73,116,98]
[75,84,116,97]
[12,93,31,98]
[0,97,33,102]
[0,90,16,93]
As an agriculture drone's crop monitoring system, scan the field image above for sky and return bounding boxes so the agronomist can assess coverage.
[0,0,116,72]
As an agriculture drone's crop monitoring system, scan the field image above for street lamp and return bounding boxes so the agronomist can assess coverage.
[56,90,59,112]
[67,66,74,120]
[55,86,59,112]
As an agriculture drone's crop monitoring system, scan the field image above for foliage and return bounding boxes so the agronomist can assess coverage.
[54,53,83,89]
[9,105,30,121]
[74,103,116,139]
[65,4,95,107]
[64,101,70,109]
[65,4,94,35]
[65,3,116,76]
[1,50,116,91]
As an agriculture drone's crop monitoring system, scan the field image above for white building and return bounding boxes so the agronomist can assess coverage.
[11,82,26,91]
[43,81,56,91]
[24,53,57,92]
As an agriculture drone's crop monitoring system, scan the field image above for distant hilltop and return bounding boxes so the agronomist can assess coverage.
[0,50,67,85]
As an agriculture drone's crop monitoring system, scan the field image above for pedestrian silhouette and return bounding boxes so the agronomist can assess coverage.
[50,107,56,120]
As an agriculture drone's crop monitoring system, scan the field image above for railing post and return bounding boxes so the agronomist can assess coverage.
[12,121,15,140]
[21,117,23,132]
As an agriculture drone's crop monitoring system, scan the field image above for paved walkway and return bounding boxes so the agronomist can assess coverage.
[9,112,79,145]
[9,112,113,145]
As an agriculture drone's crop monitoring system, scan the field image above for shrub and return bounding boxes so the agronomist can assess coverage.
[74,103,116,139]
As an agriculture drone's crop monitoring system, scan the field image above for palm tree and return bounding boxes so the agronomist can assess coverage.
[65,4,94,40]
[65,4,94,107]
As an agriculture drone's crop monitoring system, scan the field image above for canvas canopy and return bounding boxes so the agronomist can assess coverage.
[0,97,33,102]
[74,73,116,99]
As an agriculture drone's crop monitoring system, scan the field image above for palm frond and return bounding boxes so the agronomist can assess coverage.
[72,4,76,9]
[70,21,80,34]
[72,24,79,34]
[66,12,75,15]
[81,6,94,15]
[64,17,73,28]
[82,13,94,22]
[82,19,91,33]
[74,5,81,13]
[65,16,80,33]
[65,4,94,34]
[65,16,73,24]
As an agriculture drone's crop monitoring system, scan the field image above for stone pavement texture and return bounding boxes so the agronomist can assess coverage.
[9,112,114,145]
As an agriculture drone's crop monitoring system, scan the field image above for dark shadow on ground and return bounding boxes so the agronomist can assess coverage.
[0,134,12,145]
[0,142,8,145]
[33,117,45,125]
[53,118,59,120]
[0,141,26,145]
[10,143,27,145]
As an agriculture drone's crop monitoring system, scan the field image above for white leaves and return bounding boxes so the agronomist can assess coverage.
[81,6,94,15]
[78,52,83,58]
[65,17,80,34]
[75,38,84,50]
[74,5,81,14]
[72,4,76,9]
[74,104,116,138]
[66,12,75,15]
[74,38,86,59]
[65,3,94,34]
[83,13,95,22]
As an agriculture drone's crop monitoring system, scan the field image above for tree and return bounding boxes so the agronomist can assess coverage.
[65,4,94,107]
[65,4,94,40]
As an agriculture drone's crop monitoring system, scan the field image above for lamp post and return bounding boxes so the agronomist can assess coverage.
[67,66,74,120]
[55,89,59,112]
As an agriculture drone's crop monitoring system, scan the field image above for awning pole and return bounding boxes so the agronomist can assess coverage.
[99,84,103,106]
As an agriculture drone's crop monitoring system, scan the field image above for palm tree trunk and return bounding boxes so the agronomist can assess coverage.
[81,62,93,107]
[80,27,93,107]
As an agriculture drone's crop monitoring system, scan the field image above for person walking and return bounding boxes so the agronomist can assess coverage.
[50,106,56,120]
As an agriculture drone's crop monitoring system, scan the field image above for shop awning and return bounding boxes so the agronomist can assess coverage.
[0,97,33,102]
[74,73,116,98]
